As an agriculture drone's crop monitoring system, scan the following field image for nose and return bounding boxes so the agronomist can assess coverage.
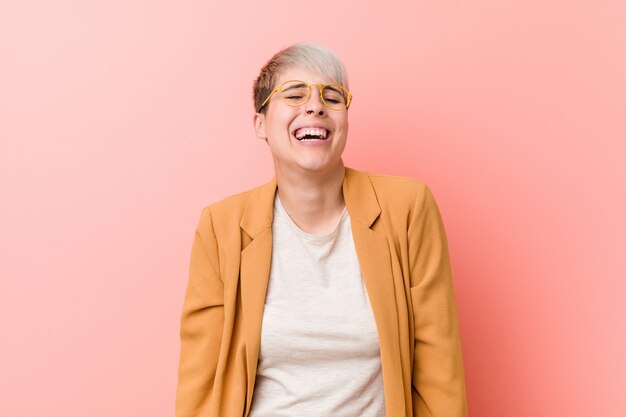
[305,86,326,116]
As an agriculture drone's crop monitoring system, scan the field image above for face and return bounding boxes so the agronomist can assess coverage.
[253,66,349,175]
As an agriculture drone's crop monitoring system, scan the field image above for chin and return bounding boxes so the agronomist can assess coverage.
[298,158,342,172]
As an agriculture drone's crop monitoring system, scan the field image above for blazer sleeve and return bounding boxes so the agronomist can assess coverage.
[175,207,225,417]
[408,183,468,417]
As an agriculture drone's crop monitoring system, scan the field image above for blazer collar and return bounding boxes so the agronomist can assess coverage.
[240,166,381,237]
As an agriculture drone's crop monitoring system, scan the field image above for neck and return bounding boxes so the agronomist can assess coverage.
[274,162,346,235]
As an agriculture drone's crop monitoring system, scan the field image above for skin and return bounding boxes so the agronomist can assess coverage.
[253,66,350,236]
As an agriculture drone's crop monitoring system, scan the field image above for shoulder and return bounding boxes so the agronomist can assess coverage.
[347,167,444,233]
[194,180,269,230]
[201,189,253,218]
[366,170,428,195]
[351,167,433,208]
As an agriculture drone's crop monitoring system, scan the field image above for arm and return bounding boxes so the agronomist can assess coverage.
[175,207,224,417]
[408,184,468,417]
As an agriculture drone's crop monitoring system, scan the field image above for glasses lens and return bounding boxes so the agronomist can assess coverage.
[279,81,309,106]
[322,85,348,110]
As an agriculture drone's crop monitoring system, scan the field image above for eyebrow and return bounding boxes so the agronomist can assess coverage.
[282,83,307,91]
[324,85,342,93]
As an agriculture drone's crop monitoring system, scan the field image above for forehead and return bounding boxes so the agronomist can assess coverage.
[275,66,336,86]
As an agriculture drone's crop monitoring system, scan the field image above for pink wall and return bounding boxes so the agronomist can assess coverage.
[1,1,624,416]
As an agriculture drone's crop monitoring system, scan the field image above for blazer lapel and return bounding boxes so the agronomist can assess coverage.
[239,167,401,416]
[240,176,276,415]
[342,167,403,414]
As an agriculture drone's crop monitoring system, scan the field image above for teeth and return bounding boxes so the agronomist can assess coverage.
[294,127,328,139]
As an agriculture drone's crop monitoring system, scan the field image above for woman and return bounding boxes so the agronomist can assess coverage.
[175,42,468,417]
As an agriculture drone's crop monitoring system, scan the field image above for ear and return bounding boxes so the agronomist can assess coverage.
[253,112,268,141]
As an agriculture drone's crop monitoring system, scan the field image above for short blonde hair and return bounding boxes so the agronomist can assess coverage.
[252,42,349,113]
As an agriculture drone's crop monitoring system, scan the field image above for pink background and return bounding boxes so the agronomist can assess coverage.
[1,1,625,416]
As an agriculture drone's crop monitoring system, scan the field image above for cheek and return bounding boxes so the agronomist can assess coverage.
[335,117,349,133]
[267,111,296,133]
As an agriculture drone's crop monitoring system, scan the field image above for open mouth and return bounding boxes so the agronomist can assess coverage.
[292,127,332,141]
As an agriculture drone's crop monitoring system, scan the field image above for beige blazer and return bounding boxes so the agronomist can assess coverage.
[175,166,468,417]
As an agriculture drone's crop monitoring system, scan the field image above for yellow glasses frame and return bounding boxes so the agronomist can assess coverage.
[257,79,353,112]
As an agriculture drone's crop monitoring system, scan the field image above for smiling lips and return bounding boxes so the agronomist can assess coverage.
[293,126,331,140]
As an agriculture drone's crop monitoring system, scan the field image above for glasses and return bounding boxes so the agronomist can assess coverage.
[257,80,353,112]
